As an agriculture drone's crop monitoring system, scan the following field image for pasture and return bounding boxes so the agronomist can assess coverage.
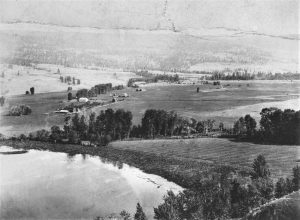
[0,92,68,136]
[90,80,300,126]
[111,137,300,179]
[1,80,299,136]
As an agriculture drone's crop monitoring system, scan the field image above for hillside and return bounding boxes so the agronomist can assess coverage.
[0,0,299,72]
[244,191,300,220]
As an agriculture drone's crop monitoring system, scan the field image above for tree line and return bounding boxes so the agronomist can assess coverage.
[131,109,217,139]
[23,106,299,145]
[233,108,300,145]
[128,71,180,87]
[207,70,300,81]
[27,108,132,146]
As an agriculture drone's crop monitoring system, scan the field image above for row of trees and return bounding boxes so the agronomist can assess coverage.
[128,72,180,87]
[153,155,300,219]
[209,71,256,80]
[130,109,217,139]
[206,70,300,81]
[42,109,133,145]
[59,76,80,85]
[233,108,300,144]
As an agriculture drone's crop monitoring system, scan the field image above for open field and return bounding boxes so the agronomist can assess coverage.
[0,64,137,96]
[90,80,300,126]
[111,138,300,179]
[0,91,68,136]
[1,80,299,136]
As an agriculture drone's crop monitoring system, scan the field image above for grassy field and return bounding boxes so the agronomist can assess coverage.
[1,80,299,136]
[111,137,300,179]
[90,80,300,126]
[0,91,68,136]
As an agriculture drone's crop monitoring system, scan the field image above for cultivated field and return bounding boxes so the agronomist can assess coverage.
[111,138,300,179]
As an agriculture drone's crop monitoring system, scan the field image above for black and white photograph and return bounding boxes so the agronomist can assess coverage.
[0,0,299,219]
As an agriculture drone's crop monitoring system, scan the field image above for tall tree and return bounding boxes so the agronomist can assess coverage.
[292,165,300,191]
[134,203,147,220]
[244,114,257,137]
[251,155,270,179]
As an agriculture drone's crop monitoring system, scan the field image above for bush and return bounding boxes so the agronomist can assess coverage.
[9,105,32,116]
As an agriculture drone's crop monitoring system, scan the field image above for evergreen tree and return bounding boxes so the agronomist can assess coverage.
[134,203,147,220]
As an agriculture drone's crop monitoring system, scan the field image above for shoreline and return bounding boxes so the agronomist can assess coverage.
[0,139,241,189]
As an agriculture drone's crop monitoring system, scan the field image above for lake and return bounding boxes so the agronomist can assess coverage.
[0,146,182,219]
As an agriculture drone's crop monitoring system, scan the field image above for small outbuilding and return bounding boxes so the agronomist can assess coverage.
[81,140,91,146]
[79,97,89,103]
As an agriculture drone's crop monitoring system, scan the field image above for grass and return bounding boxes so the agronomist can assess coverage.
[1,80,299,136]
[0,91,68,135]
[90,80,300,126]
[111,137,300,179]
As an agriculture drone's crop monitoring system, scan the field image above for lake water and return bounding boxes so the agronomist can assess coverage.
[0,146,182,219]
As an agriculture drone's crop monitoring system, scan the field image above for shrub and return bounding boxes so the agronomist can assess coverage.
[9,105,32,116]
[68,92,73,100]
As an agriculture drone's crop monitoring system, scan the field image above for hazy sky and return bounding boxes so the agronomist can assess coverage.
[0,0,298,35]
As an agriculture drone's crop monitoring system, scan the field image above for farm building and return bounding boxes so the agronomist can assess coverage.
[79,97,89,103]
[119,93,129,97]
[81,140,91,146]
[54,110,71,114]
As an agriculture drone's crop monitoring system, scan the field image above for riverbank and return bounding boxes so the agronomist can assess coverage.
[0,139,240,189]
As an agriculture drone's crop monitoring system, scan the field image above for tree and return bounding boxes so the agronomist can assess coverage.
[50,125,62,142]
[292,165,300,191]
[78,115,88,139]
[68,92,72,100]
[233,117,246,136]
[196,121,205,133]
[30,87,35,95]
[219,122,224,131]
[141,109,156,138]
[275,178,287,198]
[68,130,79,144]
[36,129,50,141]
[88,112,97,140]
[244,114,257,137]
[134,203,147,220]
[251,155,270,179]
[71,113,81,132]
[120,210,131,220]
